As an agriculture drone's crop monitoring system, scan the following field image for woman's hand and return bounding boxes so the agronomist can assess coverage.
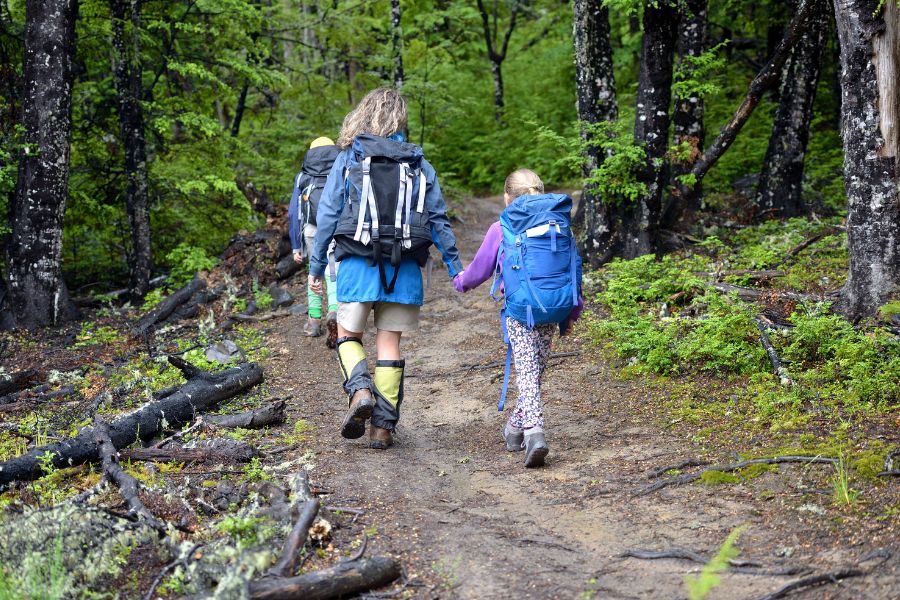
[309,274,323,294]
[293,251,303,264]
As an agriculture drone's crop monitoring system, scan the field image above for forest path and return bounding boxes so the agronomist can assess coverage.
[263,195,896,599]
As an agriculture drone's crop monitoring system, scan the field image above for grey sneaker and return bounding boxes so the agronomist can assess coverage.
[503,424,524,452]
[523,429,549,468]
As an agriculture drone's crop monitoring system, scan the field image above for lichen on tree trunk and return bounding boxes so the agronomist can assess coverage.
[572,0,617,266]
[594,1,679,262]
[832,0,900,320]
[4,0,79,329]
[756,0,829,218]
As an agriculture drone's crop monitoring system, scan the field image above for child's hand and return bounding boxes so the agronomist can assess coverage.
[293,251,303,264]
[452,271,465,293]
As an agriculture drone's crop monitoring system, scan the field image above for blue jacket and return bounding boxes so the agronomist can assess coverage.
[310,146,463,305]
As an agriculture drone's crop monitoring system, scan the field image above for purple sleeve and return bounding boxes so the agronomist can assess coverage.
[453,222,502,292]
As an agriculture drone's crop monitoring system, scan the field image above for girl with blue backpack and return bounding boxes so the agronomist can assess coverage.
[453,169,583,467]
[308,88,463,450]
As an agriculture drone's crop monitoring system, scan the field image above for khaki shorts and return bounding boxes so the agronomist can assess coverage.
[337,301,420,333]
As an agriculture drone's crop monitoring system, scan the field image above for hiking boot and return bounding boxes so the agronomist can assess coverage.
[325,311,338,349]
[340,389,375,439]
[503,424,524,452]
[369,425,393,450]
[523,429,549,468]
[303,317,322,337]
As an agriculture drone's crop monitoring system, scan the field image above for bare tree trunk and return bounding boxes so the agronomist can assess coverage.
[756,0,829,218]
[476,0,520,121]
[572,0,617,265]
[391,0,404,89]
[832,0,900,320]
[594,1,679,262]
[231,82,249,137]
[689,0,818,185]
[663,0,707,230]
[5,0,78,329]
[110,0,152,300]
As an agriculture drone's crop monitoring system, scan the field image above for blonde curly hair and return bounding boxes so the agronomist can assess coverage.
[336,88,408,149]
[504,168,544,199]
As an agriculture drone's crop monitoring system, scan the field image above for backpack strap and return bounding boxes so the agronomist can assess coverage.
[416,170,426,213]
[354,157,377,245]
[498,309,512,411]
[489,244,504,302]
[569,240,579,305]
[515,237,548,318]
[402,165,414,249]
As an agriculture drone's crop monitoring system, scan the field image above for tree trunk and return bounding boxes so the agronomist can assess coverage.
[110,0,152,300]
[663,0,707,230]
[572,0,617,264]
[391,0,403,89]
[231,82,249,137]
[756,0,829,218]
[832,0,900,320]
[476,0,520,121]
[5,0,78,329]
[594,1,679,262]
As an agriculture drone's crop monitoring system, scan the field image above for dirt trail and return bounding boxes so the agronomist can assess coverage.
[264,196,898,599]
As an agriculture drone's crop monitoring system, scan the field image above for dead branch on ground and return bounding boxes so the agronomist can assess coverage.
[754,318,792,386]
[249,556,401,600]
[647,459,711,479]
[94,420,167,533]
[752,568,864,600]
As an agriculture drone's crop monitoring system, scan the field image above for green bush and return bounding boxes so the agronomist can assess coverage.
[165,244,219,288]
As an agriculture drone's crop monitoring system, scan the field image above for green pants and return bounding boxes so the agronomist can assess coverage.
[304,225,338,319]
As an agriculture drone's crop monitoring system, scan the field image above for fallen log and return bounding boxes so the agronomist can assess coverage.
[0,358,263,486]
[118,445,251,464]
[133,275,206,335]
[0,369,39,396]
[95,421,167,533]
[249,556,401,600]
[231,309,294,323]
[698,269,786,281]
[206,400,286,429]
[635,455,839,496]
[712,283,829,303]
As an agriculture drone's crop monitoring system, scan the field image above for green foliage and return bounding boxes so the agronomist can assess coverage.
[672,42,729,100]
[832,454,860,506]
[684,526,747,600]
[0,527,67,600]
[165,244,219,288]
[252,280,273,311]
[73,322,125,348]
[216,515,273,550]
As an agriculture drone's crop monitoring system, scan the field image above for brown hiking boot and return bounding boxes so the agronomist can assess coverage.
[325,311,338,349]
[340,389,374,439]
[369,425,393,450]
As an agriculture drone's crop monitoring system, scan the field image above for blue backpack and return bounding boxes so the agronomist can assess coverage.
[490,193,581,410]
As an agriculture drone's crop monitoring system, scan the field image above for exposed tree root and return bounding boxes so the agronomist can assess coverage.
[635,456,839,496]
[646,459,711,479]
[621,548,812,577]
[752,568,864,600]
[94,420,167,533]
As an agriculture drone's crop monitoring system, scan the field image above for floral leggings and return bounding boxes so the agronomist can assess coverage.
[505,316,554,430]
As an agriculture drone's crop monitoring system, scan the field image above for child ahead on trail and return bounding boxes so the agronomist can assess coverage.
[453,169,583,468]
[308,88,463,450]
[289,136,341,342]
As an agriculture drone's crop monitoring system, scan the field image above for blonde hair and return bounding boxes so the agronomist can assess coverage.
[337,88,408,148]
[504,169,544,199]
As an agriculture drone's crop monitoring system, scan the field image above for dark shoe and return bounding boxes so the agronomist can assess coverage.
[369,425,393,450]
[503,424,524,452]
[523,430,549,468]
[340,389,374,439]
[325,311,338,349]
[304,317,322,337]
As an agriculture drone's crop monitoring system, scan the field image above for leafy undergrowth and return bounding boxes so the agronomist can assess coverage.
[584,215,899,520]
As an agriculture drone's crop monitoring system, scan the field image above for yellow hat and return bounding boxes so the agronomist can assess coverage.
[310,136,334,149]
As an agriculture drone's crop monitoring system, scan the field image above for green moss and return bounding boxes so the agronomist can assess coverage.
[738,463,777,479]
[851,447,895,481]
[700,471,741,485]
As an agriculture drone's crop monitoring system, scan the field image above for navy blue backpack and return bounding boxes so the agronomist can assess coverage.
[490,193,581,410]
